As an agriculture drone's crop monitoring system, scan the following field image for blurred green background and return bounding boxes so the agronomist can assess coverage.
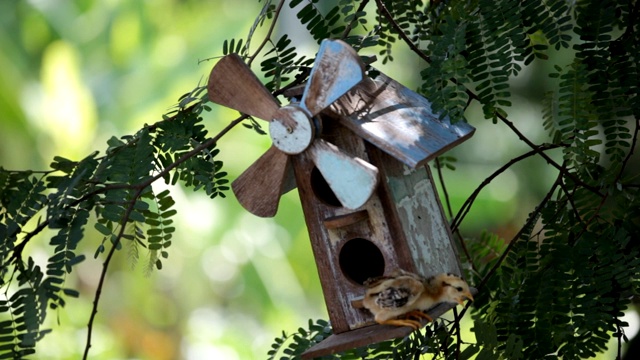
[0,0,634,359]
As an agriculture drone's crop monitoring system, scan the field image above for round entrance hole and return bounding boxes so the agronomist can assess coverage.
[339,238,385,285]
[310,167,341,207]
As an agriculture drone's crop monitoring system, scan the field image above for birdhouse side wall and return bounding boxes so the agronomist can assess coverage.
[291,121,420,334]
[290,129,374,333]
[367,145,462,277]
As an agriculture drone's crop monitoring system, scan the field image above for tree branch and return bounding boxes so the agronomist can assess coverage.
[451,143,563,232]
[374,0,604,199]
[453,173,563,326]
[374,0,432,63]
[487,188,554,285]
[10,114,247,272]
[497,115,603,196]
[340,0,371,40]
[247,0,286,66]
[80,113,247,358]
[616,119,640,184]
[83,185,144,360]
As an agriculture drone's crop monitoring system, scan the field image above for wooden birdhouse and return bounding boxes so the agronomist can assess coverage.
[207,39,475,358]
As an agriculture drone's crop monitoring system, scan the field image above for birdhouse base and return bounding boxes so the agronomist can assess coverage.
[301,323,414,359]
[301,290,477,360]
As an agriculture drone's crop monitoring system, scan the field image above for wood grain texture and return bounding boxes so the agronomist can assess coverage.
[231,146,291,217]
[293,117,466,353]
[207,53,279,121]
[329,72,475,168]
[323,210,369,229]
[301,39,365,115]
[367,145,463,277]
[292,122,394,333]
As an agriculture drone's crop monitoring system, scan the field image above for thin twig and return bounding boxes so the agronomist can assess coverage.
[374,0,604,199]
[433,158,478,273]
[11,114,248,263]
[453,307,462,360]
[556,176,587,229]
[83,185,144,359]
[80,113,247,358]
[375,0,432,63]
[615,119,639,184]
[340,0,371,40]
[454,229,477,274]
[451,143,562,232]
[434,159,454,220]
[247,0,286,66]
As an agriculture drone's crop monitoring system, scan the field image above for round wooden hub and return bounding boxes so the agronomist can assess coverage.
[269,105,314,154]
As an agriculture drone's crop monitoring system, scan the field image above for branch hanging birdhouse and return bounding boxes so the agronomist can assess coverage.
[207,39,475,358]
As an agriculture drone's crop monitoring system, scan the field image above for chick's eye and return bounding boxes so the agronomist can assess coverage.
[455,286,463,292]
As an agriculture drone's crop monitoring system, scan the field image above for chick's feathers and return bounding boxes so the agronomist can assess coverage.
[376,286,414,308]
[362,270,473,330]
[363,270,423,316]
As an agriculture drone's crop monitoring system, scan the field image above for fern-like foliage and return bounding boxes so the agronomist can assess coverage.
[282,1,638,359]
[1,0,639,358]
[261,34,315,92]
[419,10,470,122]
[258,0,379,94]
[0,89,227,358]
[476,206,639,359]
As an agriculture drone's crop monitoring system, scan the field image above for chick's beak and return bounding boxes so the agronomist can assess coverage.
[456,292,474,305]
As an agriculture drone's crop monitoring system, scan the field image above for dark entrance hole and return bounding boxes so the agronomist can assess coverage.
[339,238,385,285]
[310,167,341,207]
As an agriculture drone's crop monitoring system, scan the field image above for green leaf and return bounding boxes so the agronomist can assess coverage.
[94,222,112,236]
[62,289,80,298]
[128,210,145,223]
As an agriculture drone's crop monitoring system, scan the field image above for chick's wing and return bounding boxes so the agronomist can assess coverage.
[365,275,424,309]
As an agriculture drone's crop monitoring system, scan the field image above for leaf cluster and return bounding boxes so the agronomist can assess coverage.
[252,0,379,95]
[374,0,572,122]
[266,0,639,359]
[474,211,639,359]
[0,91,229,357]
[1,0,639,358]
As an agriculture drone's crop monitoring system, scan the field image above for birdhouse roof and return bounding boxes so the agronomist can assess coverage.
[327,71,475,168]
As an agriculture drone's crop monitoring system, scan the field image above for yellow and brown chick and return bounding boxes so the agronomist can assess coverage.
[363,270,474,330]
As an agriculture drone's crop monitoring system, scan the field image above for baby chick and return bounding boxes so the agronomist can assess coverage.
[363,270,474,330]
[362,269,428,329]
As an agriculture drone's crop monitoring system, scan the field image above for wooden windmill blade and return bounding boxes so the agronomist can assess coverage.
[301,40,365,115]
[207,39,379,217]
[207,53,280,121]
[329,73,475,169]
[207,54,288,217]
[230,146,292,217]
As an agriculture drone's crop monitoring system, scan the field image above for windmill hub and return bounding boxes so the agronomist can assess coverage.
[269,105,315,155]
